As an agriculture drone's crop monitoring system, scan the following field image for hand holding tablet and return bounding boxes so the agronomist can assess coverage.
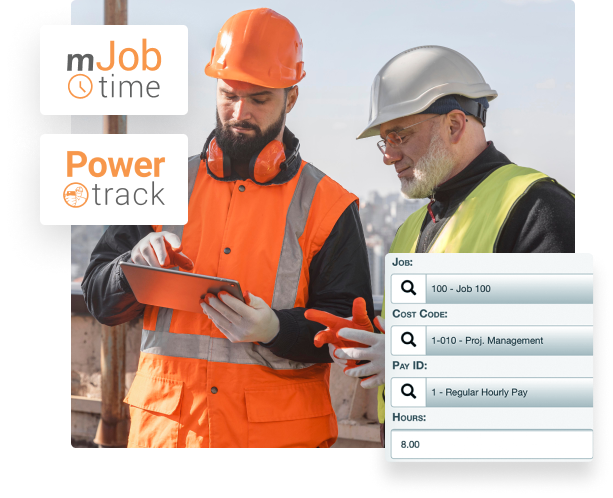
[120,261,244,314]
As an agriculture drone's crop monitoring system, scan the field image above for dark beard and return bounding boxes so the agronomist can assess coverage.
[214,109,286,164]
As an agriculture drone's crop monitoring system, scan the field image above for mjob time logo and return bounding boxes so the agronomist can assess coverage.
[40,26,187,115]
[40,135,187,225]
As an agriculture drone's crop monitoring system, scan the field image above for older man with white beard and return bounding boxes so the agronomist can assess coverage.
[309,46,575,447]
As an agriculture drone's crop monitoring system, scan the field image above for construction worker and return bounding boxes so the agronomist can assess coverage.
[323,46,575,446]
[81,8,374,448]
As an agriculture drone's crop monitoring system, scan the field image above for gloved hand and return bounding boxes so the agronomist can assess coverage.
[334,316,385,389]
[201,290,280,344]
[305,297,374,370]
[328,343,349,368]
[131,231,194,270]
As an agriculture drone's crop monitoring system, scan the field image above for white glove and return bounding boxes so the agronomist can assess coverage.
[201,291,280,344]
[334,317,385,389]
[130,231,193,270]
[328,343,349,368]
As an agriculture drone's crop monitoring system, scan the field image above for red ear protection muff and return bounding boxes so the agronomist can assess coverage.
[249,140,286,183]
[206,138,232,179]
[205,136,288,183]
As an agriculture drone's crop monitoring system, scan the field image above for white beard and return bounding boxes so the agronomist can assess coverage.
[400,129,455,199]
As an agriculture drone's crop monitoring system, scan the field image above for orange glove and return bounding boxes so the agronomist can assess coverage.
[131,231,194,271]
[305,297,374,370]
[160,237,194,270]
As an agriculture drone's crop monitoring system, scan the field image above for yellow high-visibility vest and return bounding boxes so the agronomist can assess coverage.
[377,163,567,423]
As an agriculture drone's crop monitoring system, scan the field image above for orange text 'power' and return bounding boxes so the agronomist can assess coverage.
[67,151,164,178]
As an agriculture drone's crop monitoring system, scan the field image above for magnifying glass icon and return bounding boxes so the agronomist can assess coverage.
[401,331,417,347]
[401,280,416,295]
[401,383,417,399]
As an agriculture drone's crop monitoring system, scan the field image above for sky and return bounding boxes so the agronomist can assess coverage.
[71,0,575,199]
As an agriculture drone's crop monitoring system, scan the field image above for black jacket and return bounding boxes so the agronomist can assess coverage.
[415,142,575,253]
[82,179,374,364]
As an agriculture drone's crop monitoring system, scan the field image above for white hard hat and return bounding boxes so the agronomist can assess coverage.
[357,45,498,139]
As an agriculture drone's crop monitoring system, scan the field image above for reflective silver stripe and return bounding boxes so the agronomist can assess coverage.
[151,155,203,332]
[160,154,201,242]
[186,154,201,202]
[141,158,317,370]
[271,163,325,310]
[154,307,173,333]
[141,329,313,370]
[141,328,211,359]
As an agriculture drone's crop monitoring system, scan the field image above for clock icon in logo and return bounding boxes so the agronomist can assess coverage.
[68,73,93,99]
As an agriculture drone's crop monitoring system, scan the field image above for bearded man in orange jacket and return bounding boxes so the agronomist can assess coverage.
[82,8,374,448]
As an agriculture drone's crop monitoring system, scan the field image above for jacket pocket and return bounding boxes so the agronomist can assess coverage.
[124,372,183,448]
[245,381,337,448]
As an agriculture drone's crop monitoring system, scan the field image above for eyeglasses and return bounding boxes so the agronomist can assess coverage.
[377,114,441,154]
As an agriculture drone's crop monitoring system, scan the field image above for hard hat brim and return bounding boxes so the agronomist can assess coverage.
[205,63,306,89]
[357,87,498,140]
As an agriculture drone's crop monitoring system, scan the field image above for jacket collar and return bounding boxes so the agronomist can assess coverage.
[201,127,303,185]
[432,141,512,199]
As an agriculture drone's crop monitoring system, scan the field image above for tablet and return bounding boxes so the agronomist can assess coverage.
[119,261,244,314]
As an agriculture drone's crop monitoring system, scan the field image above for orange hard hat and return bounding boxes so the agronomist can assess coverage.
[204,8,306,89]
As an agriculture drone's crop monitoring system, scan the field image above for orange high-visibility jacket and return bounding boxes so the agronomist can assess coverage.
[124,154,357,448]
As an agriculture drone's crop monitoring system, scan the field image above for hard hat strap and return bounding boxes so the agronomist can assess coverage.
[454,95,487,127]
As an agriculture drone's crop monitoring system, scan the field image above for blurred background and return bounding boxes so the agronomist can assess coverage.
[70,0,574,447]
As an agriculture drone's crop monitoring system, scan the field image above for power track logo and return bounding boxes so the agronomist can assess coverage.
[64,182,89,208]
[40,135,188,225]
[41,26,187,115]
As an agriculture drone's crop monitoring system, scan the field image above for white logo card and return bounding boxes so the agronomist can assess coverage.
[40,25,187,115]
[40,134,188,225]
